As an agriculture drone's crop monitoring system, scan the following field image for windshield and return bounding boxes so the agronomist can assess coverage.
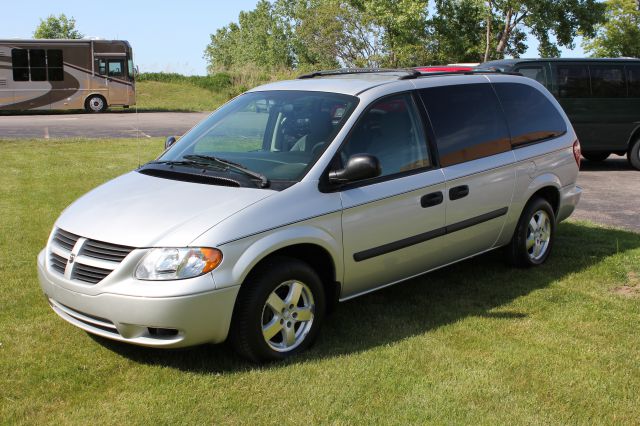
[159,90,358,184]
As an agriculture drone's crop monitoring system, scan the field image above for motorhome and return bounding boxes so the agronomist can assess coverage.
[0,39,135,112]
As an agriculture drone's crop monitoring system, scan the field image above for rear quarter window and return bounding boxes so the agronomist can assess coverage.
[628,65,640,97]
[493,83,567,147]
[590,65,626,97]
[420,83,511,167]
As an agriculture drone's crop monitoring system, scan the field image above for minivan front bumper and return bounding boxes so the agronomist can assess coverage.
[37,250,240,348]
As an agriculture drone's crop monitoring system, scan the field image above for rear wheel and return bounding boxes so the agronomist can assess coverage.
[230,257,325,362]
[85,95,107,113]
[507,197,556,267]
[582,151,610,162]
[628,139,640,171]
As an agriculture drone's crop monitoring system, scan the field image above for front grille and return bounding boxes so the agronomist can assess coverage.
[49,298,119,335]
[80,239,133,262]
[48,228,135,285]
[72,263,113,284]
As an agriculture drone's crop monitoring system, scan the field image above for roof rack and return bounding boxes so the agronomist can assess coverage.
[297,68,421,79]
[297,67,522,80]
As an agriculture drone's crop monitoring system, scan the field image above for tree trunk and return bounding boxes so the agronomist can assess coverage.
[495,8,513,55]
[484,0,492,62]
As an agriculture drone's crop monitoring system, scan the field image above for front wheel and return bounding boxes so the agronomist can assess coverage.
[629,139,640,171]
[85,95,107,113]
[230,257,325,362]
[507,197,556,267]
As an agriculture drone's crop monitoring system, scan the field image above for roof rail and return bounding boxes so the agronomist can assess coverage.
[298,68,421,79]
[296,67,522,80]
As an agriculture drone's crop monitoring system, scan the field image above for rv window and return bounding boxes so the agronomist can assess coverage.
[11,49,29,81]
[628,66,640,97]
[556,65,590,98]
[590,65,625,97]
[29,49,46,81]
[96,59,107,75]
[47,50,63,81]
[108,60,124,77]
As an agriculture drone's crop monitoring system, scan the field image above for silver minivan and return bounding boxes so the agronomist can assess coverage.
[37,69,582,362]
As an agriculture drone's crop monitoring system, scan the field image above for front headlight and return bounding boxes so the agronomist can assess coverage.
[135,247,223,280]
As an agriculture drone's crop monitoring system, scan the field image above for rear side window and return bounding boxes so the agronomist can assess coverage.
[420,84,510,167]
[556,65,590,98]
[628,66,640,97]
[590,65,625,97]
[494,83,567,147]
[11,49,29,81]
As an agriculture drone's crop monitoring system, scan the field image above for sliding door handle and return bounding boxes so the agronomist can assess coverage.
[449,185,469,200]
[420,191,444,208]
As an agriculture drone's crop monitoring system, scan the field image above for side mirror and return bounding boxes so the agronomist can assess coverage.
[165,136,177,150]
[328,154,381,184]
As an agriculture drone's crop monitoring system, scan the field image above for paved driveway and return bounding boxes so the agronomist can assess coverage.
[0,111,209,139]
[574,155,640,233]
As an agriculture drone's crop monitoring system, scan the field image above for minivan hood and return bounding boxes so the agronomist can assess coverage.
[55,171,274,247]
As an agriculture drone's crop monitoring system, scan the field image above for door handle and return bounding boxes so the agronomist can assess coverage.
[449,185,469,200]
[420,191,444,208]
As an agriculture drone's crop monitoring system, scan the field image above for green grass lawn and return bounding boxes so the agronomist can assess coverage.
[1,138,640,424]
[135,80,229,112]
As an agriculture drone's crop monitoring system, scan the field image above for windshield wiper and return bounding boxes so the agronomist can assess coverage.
[144,159,223,169]
[184,154,270,188]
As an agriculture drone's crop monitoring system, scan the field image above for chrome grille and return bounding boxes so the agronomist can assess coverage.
[80,239,133,262]
[53,228,79,251]
[72,263,114,283]
[50,252,67,274]
[48,228,135,285]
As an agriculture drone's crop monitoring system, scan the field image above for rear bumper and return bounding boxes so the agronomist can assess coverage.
[37,250,239,348]
[557,184,582,223]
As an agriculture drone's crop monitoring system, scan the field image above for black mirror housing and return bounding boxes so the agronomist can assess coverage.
[328,154,381,184]
[165,136,177,150]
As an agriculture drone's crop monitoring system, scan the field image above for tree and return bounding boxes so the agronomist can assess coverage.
[33,14,83,39]
[477,0,606,60]
[582,0,640,58]
[204,0,292,72]
[431,0,487,63]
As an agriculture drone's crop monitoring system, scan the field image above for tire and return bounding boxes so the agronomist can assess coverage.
[507,197,556,268]
[230,257,326,362]
[629,139,640,171]
[85,95,107,113]
[582,151,610,162]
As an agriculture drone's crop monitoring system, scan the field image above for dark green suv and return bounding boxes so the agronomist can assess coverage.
[481,58,640,170]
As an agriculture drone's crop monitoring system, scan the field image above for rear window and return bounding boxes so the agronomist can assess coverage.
[420,84,511,167]
[494,83,567,147]
[556,65,590,98]
[628,66,640,97]
[590,65,625,97]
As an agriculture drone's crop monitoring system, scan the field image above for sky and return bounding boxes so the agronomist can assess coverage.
[4,0,585,75]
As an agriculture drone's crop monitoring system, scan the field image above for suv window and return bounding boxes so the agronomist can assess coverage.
[338,94,430,177]
[556,65,590,98]
[420,84,510,167]
[628,65,640,97]
[494,83,567,147]
[590,65,625,97]
[515,65,547,86]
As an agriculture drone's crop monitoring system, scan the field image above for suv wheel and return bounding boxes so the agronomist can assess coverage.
[582,151,610,162]
[507,197,556,267]
[629,138,640,171]
[230,257,325,362]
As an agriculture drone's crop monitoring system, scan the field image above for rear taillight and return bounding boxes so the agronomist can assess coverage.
[573,139,581,168]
